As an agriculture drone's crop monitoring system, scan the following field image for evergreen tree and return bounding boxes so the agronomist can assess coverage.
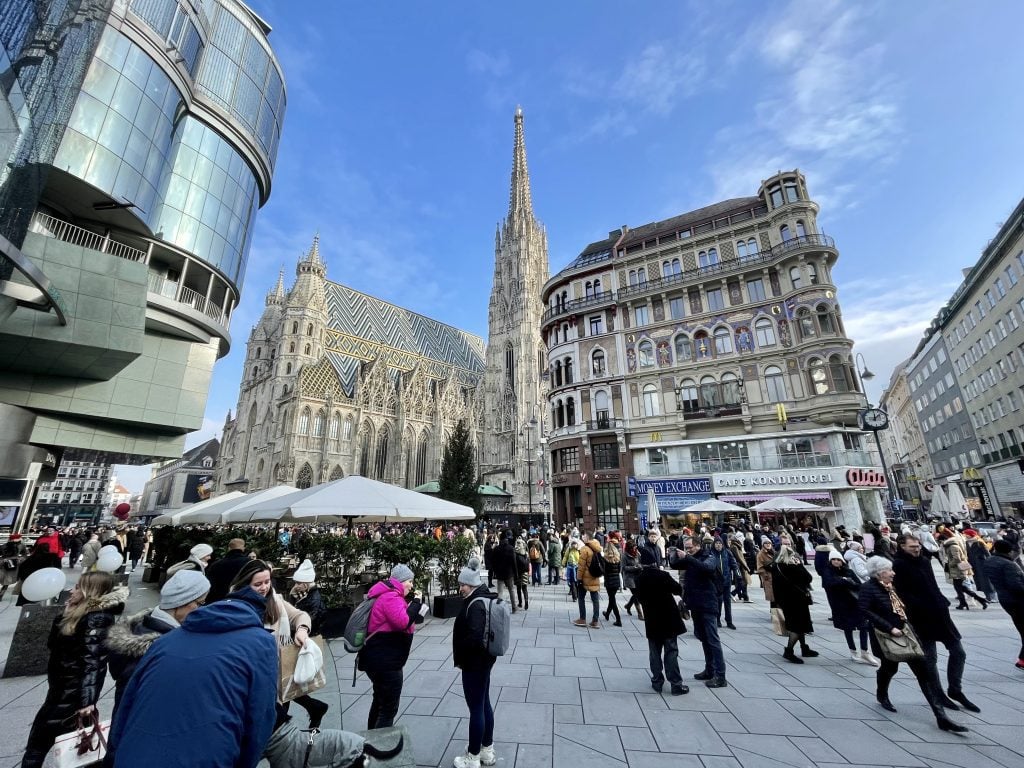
[439,419,480,517]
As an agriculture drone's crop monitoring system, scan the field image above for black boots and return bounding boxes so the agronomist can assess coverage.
[783,648,804,664]
[948,690,981,713]
[876,687,897,712]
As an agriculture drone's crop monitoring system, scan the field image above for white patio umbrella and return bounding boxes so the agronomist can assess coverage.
[229,475,475,524]
[750,496,830,511]
[930,485,950,516]
[945,483,968,516]
[204,485,299,524]
[646,488,661,529]
[680,498,746,513]
[151,491,246,526]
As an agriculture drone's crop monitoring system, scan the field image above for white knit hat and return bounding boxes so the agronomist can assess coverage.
[292,558,316,583]
[828,548,844,562]
[190,543,213,560]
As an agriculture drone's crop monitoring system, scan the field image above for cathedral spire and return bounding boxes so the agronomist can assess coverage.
[266,267,285,306]
[507,106,533,221]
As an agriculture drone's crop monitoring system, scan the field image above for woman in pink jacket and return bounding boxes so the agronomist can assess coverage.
[358,563,426,729]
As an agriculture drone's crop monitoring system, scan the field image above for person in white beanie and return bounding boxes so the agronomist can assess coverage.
[452,557,497,768]
[106,570,210,714]
[164,542,213,580]
[821,549,879,666]
[289,559,325,636]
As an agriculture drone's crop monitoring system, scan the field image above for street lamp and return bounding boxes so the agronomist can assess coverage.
[855,352,874,401]
[524,417,538,526]
[853,353,900,518]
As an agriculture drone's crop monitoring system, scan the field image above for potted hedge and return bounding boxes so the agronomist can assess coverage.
[304,534,372,639]
[430,535,474,619]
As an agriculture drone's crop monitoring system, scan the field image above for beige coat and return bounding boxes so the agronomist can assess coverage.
[756,548,775,602]
[943,536,972,582]
[577,541,603,592]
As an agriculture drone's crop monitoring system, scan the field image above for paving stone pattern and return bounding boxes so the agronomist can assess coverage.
[1,563,1023,767]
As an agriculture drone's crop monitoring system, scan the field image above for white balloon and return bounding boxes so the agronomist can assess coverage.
[95,546,124,573]
[21,567,66,602]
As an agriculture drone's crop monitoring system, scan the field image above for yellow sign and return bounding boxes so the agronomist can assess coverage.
[963,467,981,480]
[650,432,662,442]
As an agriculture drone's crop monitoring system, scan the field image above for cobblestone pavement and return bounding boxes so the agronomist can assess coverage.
[2,564,1023,768]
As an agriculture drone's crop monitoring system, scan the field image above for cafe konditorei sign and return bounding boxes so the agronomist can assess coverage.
[712,467,886,492]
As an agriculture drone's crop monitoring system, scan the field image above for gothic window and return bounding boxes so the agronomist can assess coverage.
[566,397,576,426]
[674,334,693,362]
[289,342,295,353]
[329,465,344,481]
[564,357,574,384]
[592,349,606,375]
[298,408,311,434]
[343,415,353,441]
[329,412,340,440]
[256,458,264,477]
[415,436,428,486]
[304,344,311,355]
[755,318,776,347]
[307,323,313,335]
[252,366,258,379]
[296,463,314,489]
[642,384,659,417]
[505,343,515,387]
[713,326,732,355]
[765,365,787,402]
[256,347,261,358]
[358,426,372,476]
[374,427,390,480]
[780,224,792,241]
[638,340,654,368]
[292,321,298,334]
[313,409,326,437]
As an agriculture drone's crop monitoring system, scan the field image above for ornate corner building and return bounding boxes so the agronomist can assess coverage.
[542,171,887,533]
[0,0,285,529]
[480,108,550,515]
[215,237,486,493]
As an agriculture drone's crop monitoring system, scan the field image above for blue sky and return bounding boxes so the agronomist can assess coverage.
[116,0,1024,492]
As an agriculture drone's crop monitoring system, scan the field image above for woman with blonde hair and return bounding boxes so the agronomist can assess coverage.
[601,535,623,626]
[22,572,128,768]
[230,559,328,729]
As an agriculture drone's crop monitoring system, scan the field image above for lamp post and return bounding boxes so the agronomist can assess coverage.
[853,354,900,518]
[538,435,549,528]
[524,417,537,526]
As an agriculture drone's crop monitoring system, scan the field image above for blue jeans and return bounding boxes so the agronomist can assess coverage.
[648,636,682,687]
[578,588,600,621]
[692,609,726,678]
[461,666,494,755]
[530,561,542,585]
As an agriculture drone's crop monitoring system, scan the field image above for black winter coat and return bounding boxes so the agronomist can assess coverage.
[621,551,641,590]
[891,550,960,643]
[292,587,326,636]
[821,564,864,630]
[204,550,250,603]
[38,588,128,731]
[105,608,176,713]
[452,585,497,671]
[603,558,622,591]
[984,554,1024,611]
[672,549,720,613]
[966,540,993,594]
[856,578,906,635]
[491,541,516,581]
[126,532,146,559]
[633,566,684,641]
[772,562,813,634]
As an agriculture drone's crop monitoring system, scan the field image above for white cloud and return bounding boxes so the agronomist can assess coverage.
[467,49,510,78]
[610,44,705,116]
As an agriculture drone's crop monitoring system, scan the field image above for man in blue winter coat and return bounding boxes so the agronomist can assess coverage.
[105,587,278,768]
[670,535,728,688]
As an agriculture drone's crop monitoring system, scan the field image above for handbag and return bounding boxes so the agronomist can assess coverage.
[43,711,108,768]
[770,607,787,636]
[293,636,324,685]
[279,636,327,703]
[874,623,925,662]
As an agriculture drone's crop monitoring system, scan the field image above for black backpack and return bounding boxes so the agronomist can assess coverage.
[587,548,606,578]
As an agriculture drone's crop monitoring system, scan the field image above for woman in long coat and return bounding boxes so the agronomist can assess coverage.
[755,539,776,603]
[772,545,817,662]
[621,540,644,619]
[821,549,878,666]
[964,531,995,601]
[22,572,128,767]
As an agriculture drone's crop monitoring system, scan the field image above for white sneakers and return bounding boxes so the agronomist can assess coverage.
[454,745,496,768]
[852,650,881,666]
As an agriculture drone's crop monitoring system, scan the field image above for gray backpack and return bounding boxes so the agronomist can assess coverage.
[469,595,511,657]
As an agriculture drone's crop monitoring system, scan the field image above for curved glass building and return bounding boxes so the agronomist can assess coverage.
[0,0,286,520]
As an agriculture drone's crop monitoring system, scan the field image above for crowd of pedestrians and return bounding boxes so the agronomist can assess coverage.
[6,515,1024,767]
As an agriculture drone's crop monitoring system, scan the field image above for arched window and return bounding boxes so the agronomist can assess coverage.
[298,408,311,434]
[807,262,819,285]
[358,426,372,476]
[816,304,835,335]
[713,326,732,355]
[555,399,565,428]
[289,342,295,353]
[505,343,515,386]
[415,435,428,486]
[594,390,610,426]
[638,340,654,367]
[789,265,802,289]
[780,224,792,241]
[374,427,390,480]
[585,281,594,298]
[795,220,807,238]
[663,259,681,276]
[736,240,747,259]
[291,322,298,334]
[808,358,829,394]
[306,323,313,336]
[829,354,850,392]
[554,359,563,386]
[629,269,638,286]
[251,366,258,379]
[564,357,574,384]
[699,249,719,268]
[594,278,602,293]
[343,415,353,441]
[698,375,718,408]
[755,318,776,347]
[256,458,264,477]
[559,290,568,310]
[304,344,311,355]
[747,237,757,255]
[330,465,344,481]
[255,347,262,358]
[638,267,646,284]
[678,378,698,412]
[796,307,816,341]
[329,412,340,440]
[296,463,314,489]
[694,331,712,359]
[674,334,693,362]
[592,349,606,375]
[286,363,292,374]
[313,409,326,437]
[721,372,742,404]
[764,365,787,402]
[566,397,576,426]
[642,384,659,417]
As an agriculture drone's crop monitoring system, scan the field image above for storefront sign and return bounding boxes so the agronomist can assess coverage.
[713,467,875,492]
[628,477,712,496]
[846,469,887,487]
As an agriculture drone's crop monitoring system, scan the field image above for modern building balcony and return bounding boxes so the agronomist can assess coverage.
[616,233,837,303]
[29,211,235,349]
[541,290,614,328]
[644,448,877,477]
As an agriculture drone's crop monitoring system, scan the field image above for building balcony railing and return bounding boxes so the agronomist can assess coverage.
[30,211,148,262]
[587,417,623,432]
[645,448,877,477]
[616,233,837,303]
[541,290,614,326]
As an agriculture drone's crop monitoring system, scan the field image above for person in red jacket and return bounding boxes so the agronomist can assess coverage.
[358,564,426,729]
[35,527,65,562]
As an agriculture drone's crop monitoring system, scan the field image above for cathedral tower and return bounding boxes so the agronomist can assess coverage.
[482,108,550,518]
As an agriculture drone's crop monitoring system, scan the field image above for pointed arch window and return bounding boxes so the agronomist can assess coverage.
[674,334,693,362]
[292,321,298,334]
[329,412,340,440]
[358,427,372,476]
[638,340,654,368]
[374,427,390,480]
[256,347,262,358]
[298,408,311,435]
[296,463,314,489]
[313,410,326,437]
[343,416,353,441]
[307,323,313,335]
[304,344,311,355]
[764,365,787,403]
[415,435,428,486]
[505,343,515,387]
[289,342,295,353]
[329,465,344,481]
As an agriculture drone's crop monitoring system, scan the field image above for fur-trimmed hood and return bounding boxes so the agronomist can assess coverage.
[94,585,130,611]
[105,606,172,659]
